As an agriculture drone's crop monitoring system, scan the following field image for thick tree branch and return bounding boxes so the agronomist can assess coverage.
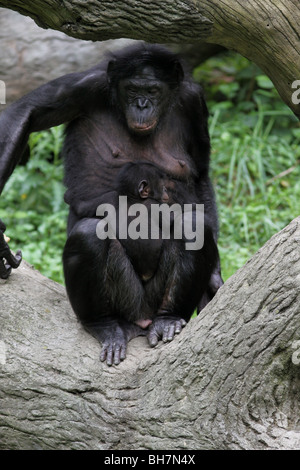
[0,1,213,42]
[0,1,299,117]
[0,9,224,106]
[1,217,300,450]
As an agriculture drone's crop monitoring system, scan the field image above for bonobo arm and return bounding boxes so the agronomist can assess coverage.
[0,64,106,277]
[0,63,107,193]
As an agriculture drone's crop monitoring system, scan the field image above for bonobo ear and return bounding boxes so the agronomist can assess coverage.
[172,59,184,84]
[138,180,150,198]
[107,59,117,83]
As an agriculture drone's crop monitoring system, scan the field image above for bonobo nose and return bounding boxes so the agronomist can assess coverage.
[136,98,150,109]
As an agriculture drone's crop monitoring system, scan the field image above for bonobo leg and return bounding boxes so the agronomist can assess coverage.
[0,220,22,279]
[144,228,219,347]
[196,176,224,312]
[197,256,224,313]
[63,218,147,366]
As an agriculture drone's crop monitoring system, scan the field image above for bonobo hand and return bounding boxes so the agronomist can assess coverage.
[85,318,147,366]
[147,316,187,348]
[0,220,22,279]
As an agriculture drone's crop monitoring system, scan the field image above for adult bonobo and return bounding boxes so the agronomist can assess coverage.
[0,43,223,366]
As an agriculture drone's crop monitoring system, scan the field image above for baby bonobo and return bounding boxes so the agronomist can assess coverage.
[115,161,175,330]
[116,161,170,283]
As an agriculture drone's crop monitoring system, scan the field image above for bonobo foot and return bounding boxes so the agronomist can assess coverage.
[85,316,187,365]
[147,315,187,348]
[84,318,147,366]
[0,221,22,279]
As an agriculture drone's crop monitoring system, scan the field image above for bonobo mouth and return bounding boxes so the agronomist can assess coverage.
[129,120,157,135]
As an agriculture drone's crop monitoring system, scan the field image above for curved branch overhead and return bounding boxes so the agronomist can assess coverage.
[0,0,299,117]
[1,218,300,449]
[0,1,213,42]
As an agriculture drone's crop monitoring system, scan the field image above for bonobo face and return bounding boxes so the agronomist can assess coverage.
[118,67,170,135]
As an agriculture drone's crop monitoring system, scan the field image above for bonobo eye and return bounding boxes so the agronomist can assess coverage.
[126,85,137,93]
[148,87,160,96]
[125,85,138,97]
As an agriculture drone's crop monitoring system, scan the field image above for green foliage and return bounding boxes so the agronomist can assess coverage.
[1,52,299,285]
[196,52,300,280]
[0,125,67,283]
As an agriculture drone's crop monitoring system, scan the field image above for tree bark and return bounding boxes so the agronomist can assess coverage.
[1,217,300,450]
[0,8,136,106]
[0,0,299,118]
[0,9,224,106]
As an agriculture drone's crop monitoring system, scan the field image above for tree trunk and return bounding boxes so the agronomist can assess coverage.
[1,217,300,450]
[0,0,299,118]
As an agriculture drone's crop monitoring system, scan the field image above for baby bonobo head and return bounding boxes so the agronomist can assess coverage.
[117,162,170,203]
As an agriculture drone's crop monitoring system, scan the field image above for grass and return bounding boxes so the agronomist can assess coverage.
[209,104,300,281]
[0,126,68,283]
